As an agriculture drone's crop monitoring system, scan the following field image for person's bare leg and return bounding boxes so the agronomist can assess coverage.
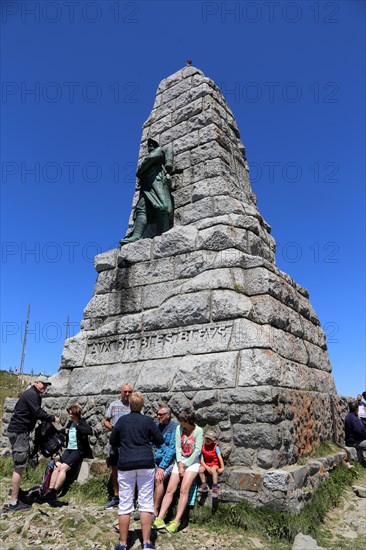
[198,465,206,485]
[157,473,180,519]
[11,467,24,504]
[154,480,165,516]
[140,511,153,544]
[112,466,119,497]
[173,471,198,524]
[211,467,218,485]
[118,514,130,545]
[53,464,71,491]
[49,465,60,489]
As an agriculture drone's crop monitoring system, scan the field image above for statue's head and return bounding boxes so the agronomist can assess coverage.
[148,138,159,151]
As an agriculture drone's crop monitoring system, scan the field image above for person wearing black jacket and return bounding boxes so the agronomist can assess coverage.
[45,403,93,500]
[7,379,60,512]
[110,392,164,550]
[345,401,366,465]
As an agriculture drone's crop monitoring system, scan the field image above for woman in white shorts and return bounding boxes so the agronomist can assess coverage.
[152,410,203,534]
[109,392,164,550]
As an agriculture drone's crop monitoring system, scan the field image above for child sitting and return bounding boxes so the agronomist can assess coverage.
[198,431,224,498]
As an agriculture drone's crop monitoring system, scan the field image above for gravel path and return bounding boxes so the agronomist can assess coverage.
[1,471,365,550]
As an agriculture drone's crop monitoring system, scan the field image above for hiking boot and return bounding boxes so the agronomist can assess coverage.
[142,543,156,549]
[104,496,119,510]
[151,517,166,529]
[114,544,128,550]
[7,500,31,512]
[43,489,57,502]
[198,482,208,493]
[166,520,180,533]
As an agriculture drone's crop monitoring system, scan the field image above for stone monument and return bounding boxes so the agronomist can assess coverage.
[12,66,341,509]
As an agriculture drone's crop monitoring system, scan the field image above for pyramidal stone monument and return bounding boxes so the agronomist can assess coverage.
[43,66,340,509]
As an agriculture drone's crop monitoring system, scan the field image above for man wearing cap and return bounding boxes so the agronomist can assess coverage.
[7,379,60,512]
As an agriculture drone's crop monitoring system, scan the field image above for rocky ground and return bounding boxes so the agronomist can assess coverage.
[0,470,365,550]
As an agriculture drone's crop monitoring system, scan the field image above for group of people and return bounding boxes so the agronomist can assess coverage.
[104,384,224,550]
[6,380,224,550]
[344,390,366,466]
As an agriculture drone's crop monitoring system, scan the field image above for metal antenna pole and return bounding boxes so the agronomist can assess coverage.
[65,315,70,340]
[19,304,30,375]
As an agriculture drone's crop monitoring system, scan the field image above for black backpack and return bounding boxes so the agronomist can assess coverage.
[33,421,65,458]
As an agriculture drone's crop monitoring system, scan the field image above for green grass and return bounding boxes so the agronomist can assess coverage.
[0,371,24,430]
[297,440,342,465]
[0,456,51,487]
[191,463,360,544]
[64,472,110,505]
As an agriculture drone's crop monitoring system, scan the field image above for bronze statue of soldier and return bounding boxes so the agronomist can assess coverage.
[119,138,173,246]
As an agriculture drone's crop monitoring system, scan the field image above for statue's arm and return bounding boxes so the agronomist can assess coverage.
[136,148,165,177]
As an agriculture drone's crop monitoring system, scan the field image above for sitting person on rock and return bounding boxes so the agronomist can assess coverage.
[45,403,93,499]
[152,410,203,534]
[198,430,224,498]
[153,405,178,516]
[345,401,366,466]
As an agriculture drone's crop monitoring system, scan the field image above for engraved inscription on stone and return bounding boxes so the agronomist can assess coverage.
[86,323,232,365]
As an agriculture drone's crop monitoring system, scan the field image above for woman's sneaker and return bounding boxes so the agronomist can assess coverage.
[104,496,119,510]
[142,543,156,549]
[198,482,208,493]
[151,517,166,529]
[166,520,180,533]
[211,484,219,498]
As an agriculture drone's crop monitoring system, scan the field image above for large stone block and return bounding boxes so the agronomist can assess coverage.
[226,468,262,491]
[143,292,211,331]
[160,79,193,105]
[212,290,253,321]
[60,333,87,369]
[192,179,245,204]
[180,268,233,293]
[94,249,118,273]
[152,226,198,258]
[118,240,152,265]
[175,197,215,225]
[262,470,291,492]
[173,351,238,391]
[142,280,181,310]
[84,289,142,318]
[174,249,217,279]
[127,257,176,286]
[233,423,279,449]
[197,225,249,252]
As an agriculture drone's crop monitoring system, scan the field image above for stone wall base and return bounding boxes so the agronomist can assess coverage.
[220,447,357,513]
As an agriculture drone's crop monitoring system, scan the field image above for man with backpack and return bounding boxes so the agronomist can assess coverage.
[6,379,60,512]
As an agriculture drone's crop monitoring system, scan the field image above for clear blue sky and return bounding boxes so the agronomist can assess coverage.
[1,1,365,397]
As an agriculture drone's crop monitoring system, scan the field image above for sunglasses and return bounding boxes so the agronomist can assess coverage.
[123,391,132,394]
[157,412,167,417]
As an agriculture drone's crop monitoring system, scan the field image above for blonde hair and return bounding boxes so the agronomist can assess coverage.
[130,392,144,412]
